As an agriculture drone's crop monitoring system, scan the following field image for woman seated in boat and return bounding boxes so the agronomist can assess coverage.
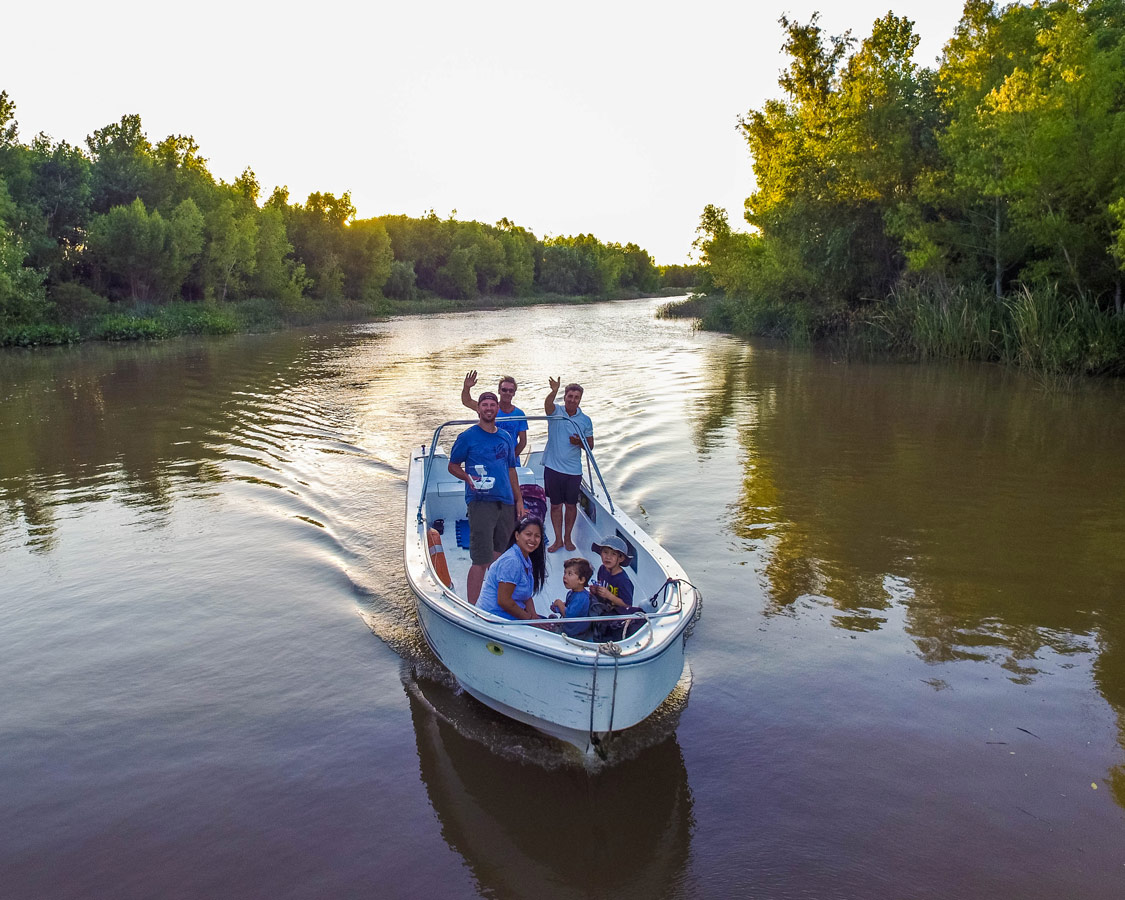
[475,516,548,620]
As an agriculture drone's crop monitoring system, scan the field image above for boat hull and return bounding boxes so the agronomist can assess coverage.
[415,593,687,745]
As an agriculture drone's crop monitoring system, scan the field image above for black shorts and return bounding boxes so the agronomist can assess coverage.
[543,466,581,505]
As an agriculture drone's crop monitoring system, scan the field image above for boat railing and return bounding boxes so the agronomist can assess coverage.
[485,609,658,652]
[415,504,692,629]
[417,540,685,627]
[413,525,681,652]
[415,415,614,524]
[416,516,689,614]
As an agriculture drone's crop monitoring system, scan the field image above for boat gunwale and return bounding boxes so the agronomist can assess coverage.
[412,590,690,671]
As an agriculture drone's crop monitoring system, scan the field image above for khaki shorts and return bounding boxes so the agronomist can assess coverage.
[467,501,516,565]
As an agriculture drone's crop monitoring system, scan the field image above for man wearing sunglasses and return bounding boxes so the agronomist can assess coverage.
[461,370,528,457]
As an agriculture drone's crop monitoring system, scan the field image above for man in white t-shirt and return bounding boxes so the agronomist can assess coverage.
[542,376,593,553]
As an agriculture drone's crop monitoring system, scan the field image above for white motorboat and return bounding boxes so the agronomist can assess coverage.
[404,417,701,753]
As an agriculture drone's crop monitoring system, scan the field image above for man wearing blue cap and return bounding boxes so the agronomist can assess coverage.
[448,392,526,604]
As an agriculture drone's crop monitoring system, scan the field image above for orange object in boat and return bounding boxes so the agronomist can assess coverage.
[427,528,453,588]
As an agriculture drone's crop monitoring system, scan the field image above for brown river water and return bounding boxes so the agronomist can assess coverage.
[2,297,1123,899]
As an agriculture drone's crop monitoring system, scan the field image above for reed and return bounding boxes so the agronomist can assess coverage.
[865,282,1004,361]
[1003,285,1124,375]
[655,294,709,320]
[701,281,1125,378]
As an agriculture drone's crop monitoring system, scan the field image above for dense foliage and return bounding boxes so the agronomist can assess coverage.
[694,0,1125,375]
[0,96,677,344]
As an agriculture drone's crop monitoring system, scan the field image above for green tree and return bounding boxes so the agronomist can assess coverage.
[0,91,16,148]
[380,211,454,293]
[164,198,205,297]
[616,242,660,291]
[499,229,535,294]
[87,198,164,299]
[26,134,92,280]
[0,91,33,208]
[0,175,48,324]
[436,245,479,299]
[740,12,934,307]
[204,197,258,301]
[383,259,418,300]
[456,223,505,294]
[151,134,215,211]
[86,114,154,213]
[659,263,704,289]
[289,191,356,303]
[250,205,307,306]
[538,234,624,295]
[988,1,1125,305]
[232,167,260,206]
[87,197,203,301]
[341,218,393,302]
[693,204,775,297]
[904,0,1068,297]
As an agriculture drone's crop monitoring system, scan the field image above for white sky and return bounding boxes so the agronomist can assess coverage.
[4,1,968,263]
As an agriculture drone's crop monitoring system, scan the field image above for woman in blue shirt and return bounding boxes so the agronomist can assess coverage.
[476,516,547,620]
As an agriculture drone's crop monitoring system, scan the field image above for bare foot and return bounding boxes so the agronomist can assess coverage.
[547,541,564,553]
[564,539,577,551]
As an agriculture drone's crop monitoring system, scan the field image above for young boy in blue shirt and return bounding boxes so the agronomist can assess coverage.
[550,557,594,638]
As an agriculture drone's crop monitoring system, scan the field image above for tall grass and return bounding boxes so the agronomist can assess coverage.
[691,282,1125,378]
[863,283,1005,362]
[864,282,1125,376]
[655,294,710,320]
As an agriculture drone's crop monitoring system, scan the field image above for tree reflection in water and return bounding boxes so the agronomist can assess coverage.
[0,331,380,552]
[689,341,1125,803]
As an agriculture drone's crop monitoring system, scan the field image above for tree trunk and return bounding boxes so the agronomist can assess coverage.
[993,196,1003,300]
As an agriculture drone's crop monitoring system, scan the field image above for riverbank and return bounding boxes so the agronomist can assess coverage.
[659,284,1125,380]
[0,287,690,349]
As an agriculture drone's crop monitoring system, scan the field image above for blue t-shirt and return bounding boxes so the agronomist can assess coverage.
[560,588,591,637]
[496,406,527,445]
[596,566,634,607]
[449,424,517,505]
[543,404,593,475]
[477,544,536,619]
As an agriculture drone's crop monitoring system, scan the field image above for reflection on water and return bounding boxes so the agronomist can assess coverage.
[694,342,1125,813]
[0,332,382,553]
[705,347,1125,672]
[2,300,1124,897]
[404,666,692,898]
